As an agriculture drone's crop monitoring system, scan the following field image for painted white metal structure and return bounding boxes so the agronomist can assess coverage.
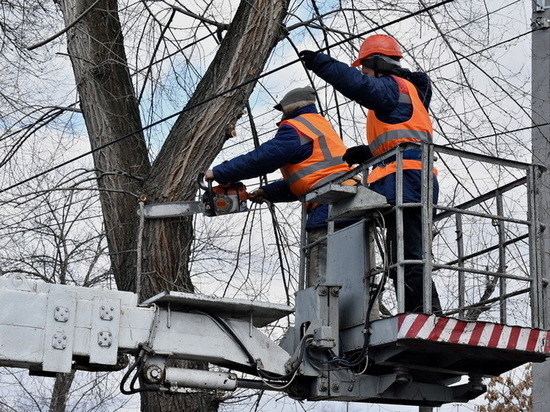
[0,144,548,407]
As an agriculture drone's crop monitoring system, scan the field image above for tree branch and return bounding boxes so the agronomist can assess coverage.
[27,0,102,51]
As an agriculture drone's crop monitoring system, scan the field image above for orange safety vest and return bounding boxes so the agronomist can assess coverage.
[279,114,352,197]
[366,75,434,184]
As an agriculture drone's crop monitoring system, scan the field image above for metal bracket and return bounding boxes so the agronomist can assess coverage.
[52,330,68,350]
[329,185,388,220]
[43,290,76,372]
[532,16,550,30]
[534,0,550,12]
[312,326,336,349]
[54,306,69,322]
[318,376,329,394]
[90,297,120,364]
[8,274,36,292]
[98,330,113,348]
[100,305,115,321]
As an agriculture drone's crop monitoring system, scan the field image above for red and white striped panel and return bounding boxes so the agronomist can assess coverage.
[397,314,550,353]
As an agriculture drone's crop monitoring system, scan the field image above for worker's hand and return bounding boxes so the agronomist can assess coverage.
[298,50,318,70]
[204,170,215,180]
[249,188,267,204]
[342,145,373,166]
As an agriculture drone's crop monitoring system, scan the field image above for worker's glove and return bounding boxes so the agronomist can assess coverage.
[342,145,373,166]
[249,188,268,204]
[298,50,318,70]
[204,169,216,181]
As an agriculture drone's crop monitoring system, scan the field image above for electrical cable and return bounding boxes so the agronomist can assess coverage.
[256,368,299,391]
[194,308,313,384]
[120,345,165,394]
[428,29,534,73]
[305,346,352,372]
[204,311,258,367]
[257,334,313,382]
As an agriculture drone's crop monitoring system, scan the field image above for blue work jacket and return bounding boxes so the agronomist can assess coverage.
[308,53,438,204]
[212,105,331,230]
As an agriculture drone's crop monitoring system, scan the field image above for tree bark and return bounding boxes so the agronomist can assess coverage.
[49,371,76,412]
[54,0,150,293]
[54,0,289,410]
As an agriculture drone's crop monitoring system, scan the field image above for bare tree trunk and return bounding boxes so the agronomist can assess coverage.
[49,371,76,412]
[53,0,289,410]
[54,0,150,293]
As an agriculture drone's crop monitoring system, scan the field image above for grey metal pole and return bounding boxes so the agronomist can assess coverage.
[396,146,406,312]
[531,2,550,411]
[298,202,308,290]
[421,144,434,314]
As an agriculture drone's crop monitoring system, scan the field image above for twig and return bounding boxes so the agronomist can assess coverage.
[27,0,102,51]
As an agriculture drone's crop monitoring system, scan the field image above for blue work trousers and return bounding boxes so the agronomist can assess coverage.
[384,207,442,314]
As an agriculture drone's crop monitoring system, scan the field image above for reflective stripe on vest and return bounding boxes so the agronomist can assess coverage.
[366,76,434,184]
[279,114,352,197]
[284,159,349,187]
[368,129,432,155]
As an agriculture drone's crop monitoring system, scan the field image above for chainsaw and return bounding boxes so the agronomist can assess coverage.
[139,174,249,219]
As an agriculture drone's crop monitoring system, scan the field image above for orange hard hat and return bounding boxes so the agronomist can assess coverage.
[351,34,403,67]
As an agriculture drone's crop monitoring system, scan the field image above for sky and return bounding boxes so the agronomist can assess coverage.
[0,0,542,411]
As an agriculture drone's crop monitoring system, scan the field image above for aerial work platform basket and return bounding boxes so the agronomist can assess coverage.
[286,142,549,405]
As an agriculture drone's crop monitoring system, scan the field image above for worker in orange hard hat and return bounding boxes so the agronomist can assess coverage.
[298,34,442,315]
[351,33,404,70]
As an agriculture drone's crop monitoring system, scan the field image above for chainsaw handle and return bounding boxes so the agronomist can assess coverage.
[198,173,217,216]
[197,173,212,191]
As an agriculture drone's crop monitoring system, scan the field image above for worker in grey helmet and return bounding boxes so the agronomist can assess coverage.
[205,86,355,286]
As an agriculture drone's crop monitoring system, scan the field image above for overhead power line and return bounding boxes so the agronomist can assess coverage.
[0,0,454,195]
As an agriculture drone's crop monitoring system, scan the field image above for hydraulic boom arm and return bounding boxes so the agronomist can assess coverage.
[0,274,292,392]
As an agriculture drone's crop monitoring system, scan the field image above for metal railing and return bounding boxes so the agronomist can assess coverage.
[300,142,546,329]
[428,144,545,328]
